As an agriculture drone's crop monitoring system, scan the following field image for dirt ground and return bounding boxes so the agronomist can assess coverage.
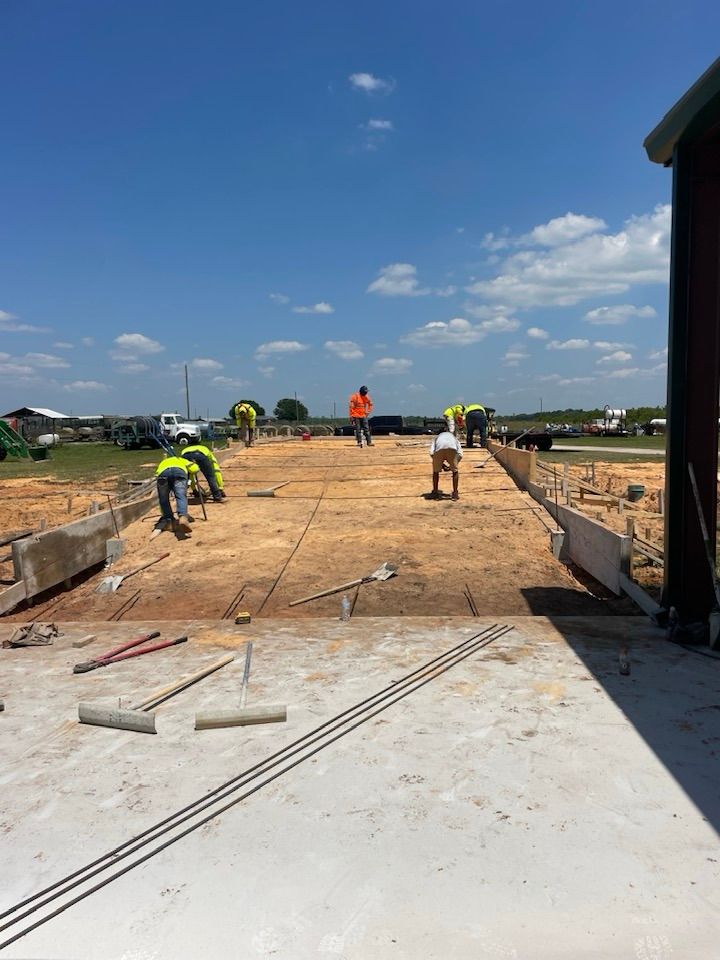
[3,437,640,623]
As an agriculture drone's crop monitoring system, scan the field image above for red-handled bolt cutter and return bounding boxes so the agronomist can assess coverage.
[73,631,188,674]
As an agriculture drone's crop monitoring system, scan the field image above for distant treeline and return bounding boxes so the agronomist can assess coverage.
[498,406,667,424]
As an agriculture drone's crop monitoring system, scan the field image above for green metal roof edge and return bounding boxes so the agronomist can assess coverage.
[644,56,720,165]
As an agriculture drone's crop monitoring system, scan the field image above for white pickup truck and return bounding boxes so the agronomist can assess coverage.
[158,412,203,445]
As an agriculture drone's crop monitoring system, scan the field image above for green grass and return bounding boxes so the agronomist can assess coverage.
[0,440,229,486]
[549,435,666,450]
[538,450,663,464]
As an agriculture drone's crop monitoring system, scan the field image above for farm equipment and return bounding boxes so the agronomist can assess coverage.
[0,419,48,462]
[110,416,174,454]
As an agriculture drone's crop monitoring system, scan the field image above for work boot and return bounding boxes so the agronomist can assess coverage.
[452,491,459,501]
[176,515,192,533]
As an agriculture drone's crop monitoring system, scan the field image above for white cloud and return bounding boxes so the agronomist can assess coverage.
[649,346,668,360]
[255,340,309,357]
[596,350,633,365]
[212,376,250,389]
[480,316,520,333]
[325,340,364,360]
[605,367,641,379]
[367,263,429,297]
[401,317,486,347]
[118,363,150,374]
[407,383,427,393]
[53,341,74,349]
[365,118,394,131]
[349,72,395,95]
[547,339,590,350]
[523,213,607,247]
[557,376,596,386]
[23,352,70,368]
[372,357,412,375]
[292,301,335,315]
[190,357,223,371]
[504,347,529,362]
[113,333,164,355]
[0,309,50,333]
[584,303,657,325]
[466,204,670,307]
[527,326,549,339]
[0,362,36,378]
[80,337,95,347]
[64,380,109,391]
[269,293,290,305]
[258,365,275,377]
[592,340,632,351]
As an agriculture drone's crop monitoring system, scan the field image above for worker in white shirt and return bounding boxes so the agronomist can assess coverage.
[428,429,463,501]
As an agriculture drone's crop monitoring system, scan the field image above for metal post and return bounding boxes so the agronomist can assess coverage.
[294,391,299,424]
[664,141,720,619]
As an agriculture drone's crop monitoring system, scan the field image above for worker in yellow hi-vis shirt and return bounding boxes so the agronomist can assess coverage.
[154,456,200,534]
[234,402,257,446]
[442,404,465,435]
[180,443,226,502]
[464,403,488,448]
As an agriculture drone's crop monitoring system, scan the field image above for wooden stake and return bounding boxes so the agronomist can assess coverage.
[626,518,635,580]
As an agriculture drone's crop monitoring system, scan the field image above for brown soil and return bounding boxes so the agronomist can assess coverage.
[4,438,638,622]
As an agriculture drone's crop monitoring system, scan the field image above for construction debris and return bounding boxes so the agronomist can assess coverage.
[3,622,62,648]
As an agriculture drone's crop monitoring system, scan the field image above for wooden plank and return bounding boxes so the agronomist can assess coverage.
[618,572,664,619]
[12,495,155,600]
[72,634,97,648]
[195,704,287,729]
[0,528,34,549]
[0,580,27,616]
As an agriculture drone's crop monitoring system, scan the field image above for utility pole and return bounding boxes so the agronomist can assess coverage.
[540,397,543,414]
[294,391,300,424]
[185,364,191,420]
[333,401,336,423]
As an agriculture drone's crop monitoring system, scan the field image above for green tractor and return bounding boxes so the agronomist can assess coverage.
[0,419,49,462]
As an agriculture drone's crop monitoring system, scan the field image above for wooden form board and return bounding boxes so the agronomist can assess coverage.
[10,494,155,601]
[487,441,537,484]
[526,480,631,595]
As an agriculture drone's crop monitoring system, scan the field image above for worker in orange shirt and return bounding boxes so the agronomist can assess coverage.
[348,385,373,447]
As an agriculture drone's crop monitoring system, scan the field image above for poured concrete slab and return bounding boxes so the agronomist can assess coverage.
[1,616,718,958]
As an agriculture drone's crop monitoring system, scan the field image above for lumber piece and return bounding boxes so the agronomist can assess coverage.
[78,703,157,734]
[0,529,34,549]
[0,581,27,616]
[247,481,290,497]
[72,634,97,649]
[194,704,287,729]
[618,572,664,619]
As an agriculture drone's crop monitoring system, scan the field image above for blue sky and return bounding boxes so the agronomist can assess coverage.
[1,0,718,418]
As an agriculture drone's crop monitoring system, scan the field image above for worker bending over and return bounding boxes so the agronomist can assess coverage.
[464,403,488,448]
[349,385,373,447]
[180,443,226,503]
[443,404,465,435]
[234,401,257,446]
[154,456,200,534]
[429,429,463,501]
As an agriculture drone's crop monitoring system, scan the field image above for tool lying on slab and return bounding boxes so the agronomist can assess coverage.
[78,654,235,733]
[247,481,290,497]
[476,429,535,469]
[73,631,187,674]
[195,641,286,729]
[95,553,170,594]
[289,561,397,607]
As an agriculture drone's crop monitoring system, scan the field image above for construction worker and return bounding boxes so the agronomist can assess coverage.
[234,401,257,446]
[443,404,465,435]
[154,455,200,534]
[348,385,373,447]
[464,403,488,448]
[180,443,226,502]
[429,428,463,501]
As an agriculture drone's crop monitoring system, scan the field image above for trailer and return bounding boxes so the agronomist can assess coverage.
[110,416,174,454]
